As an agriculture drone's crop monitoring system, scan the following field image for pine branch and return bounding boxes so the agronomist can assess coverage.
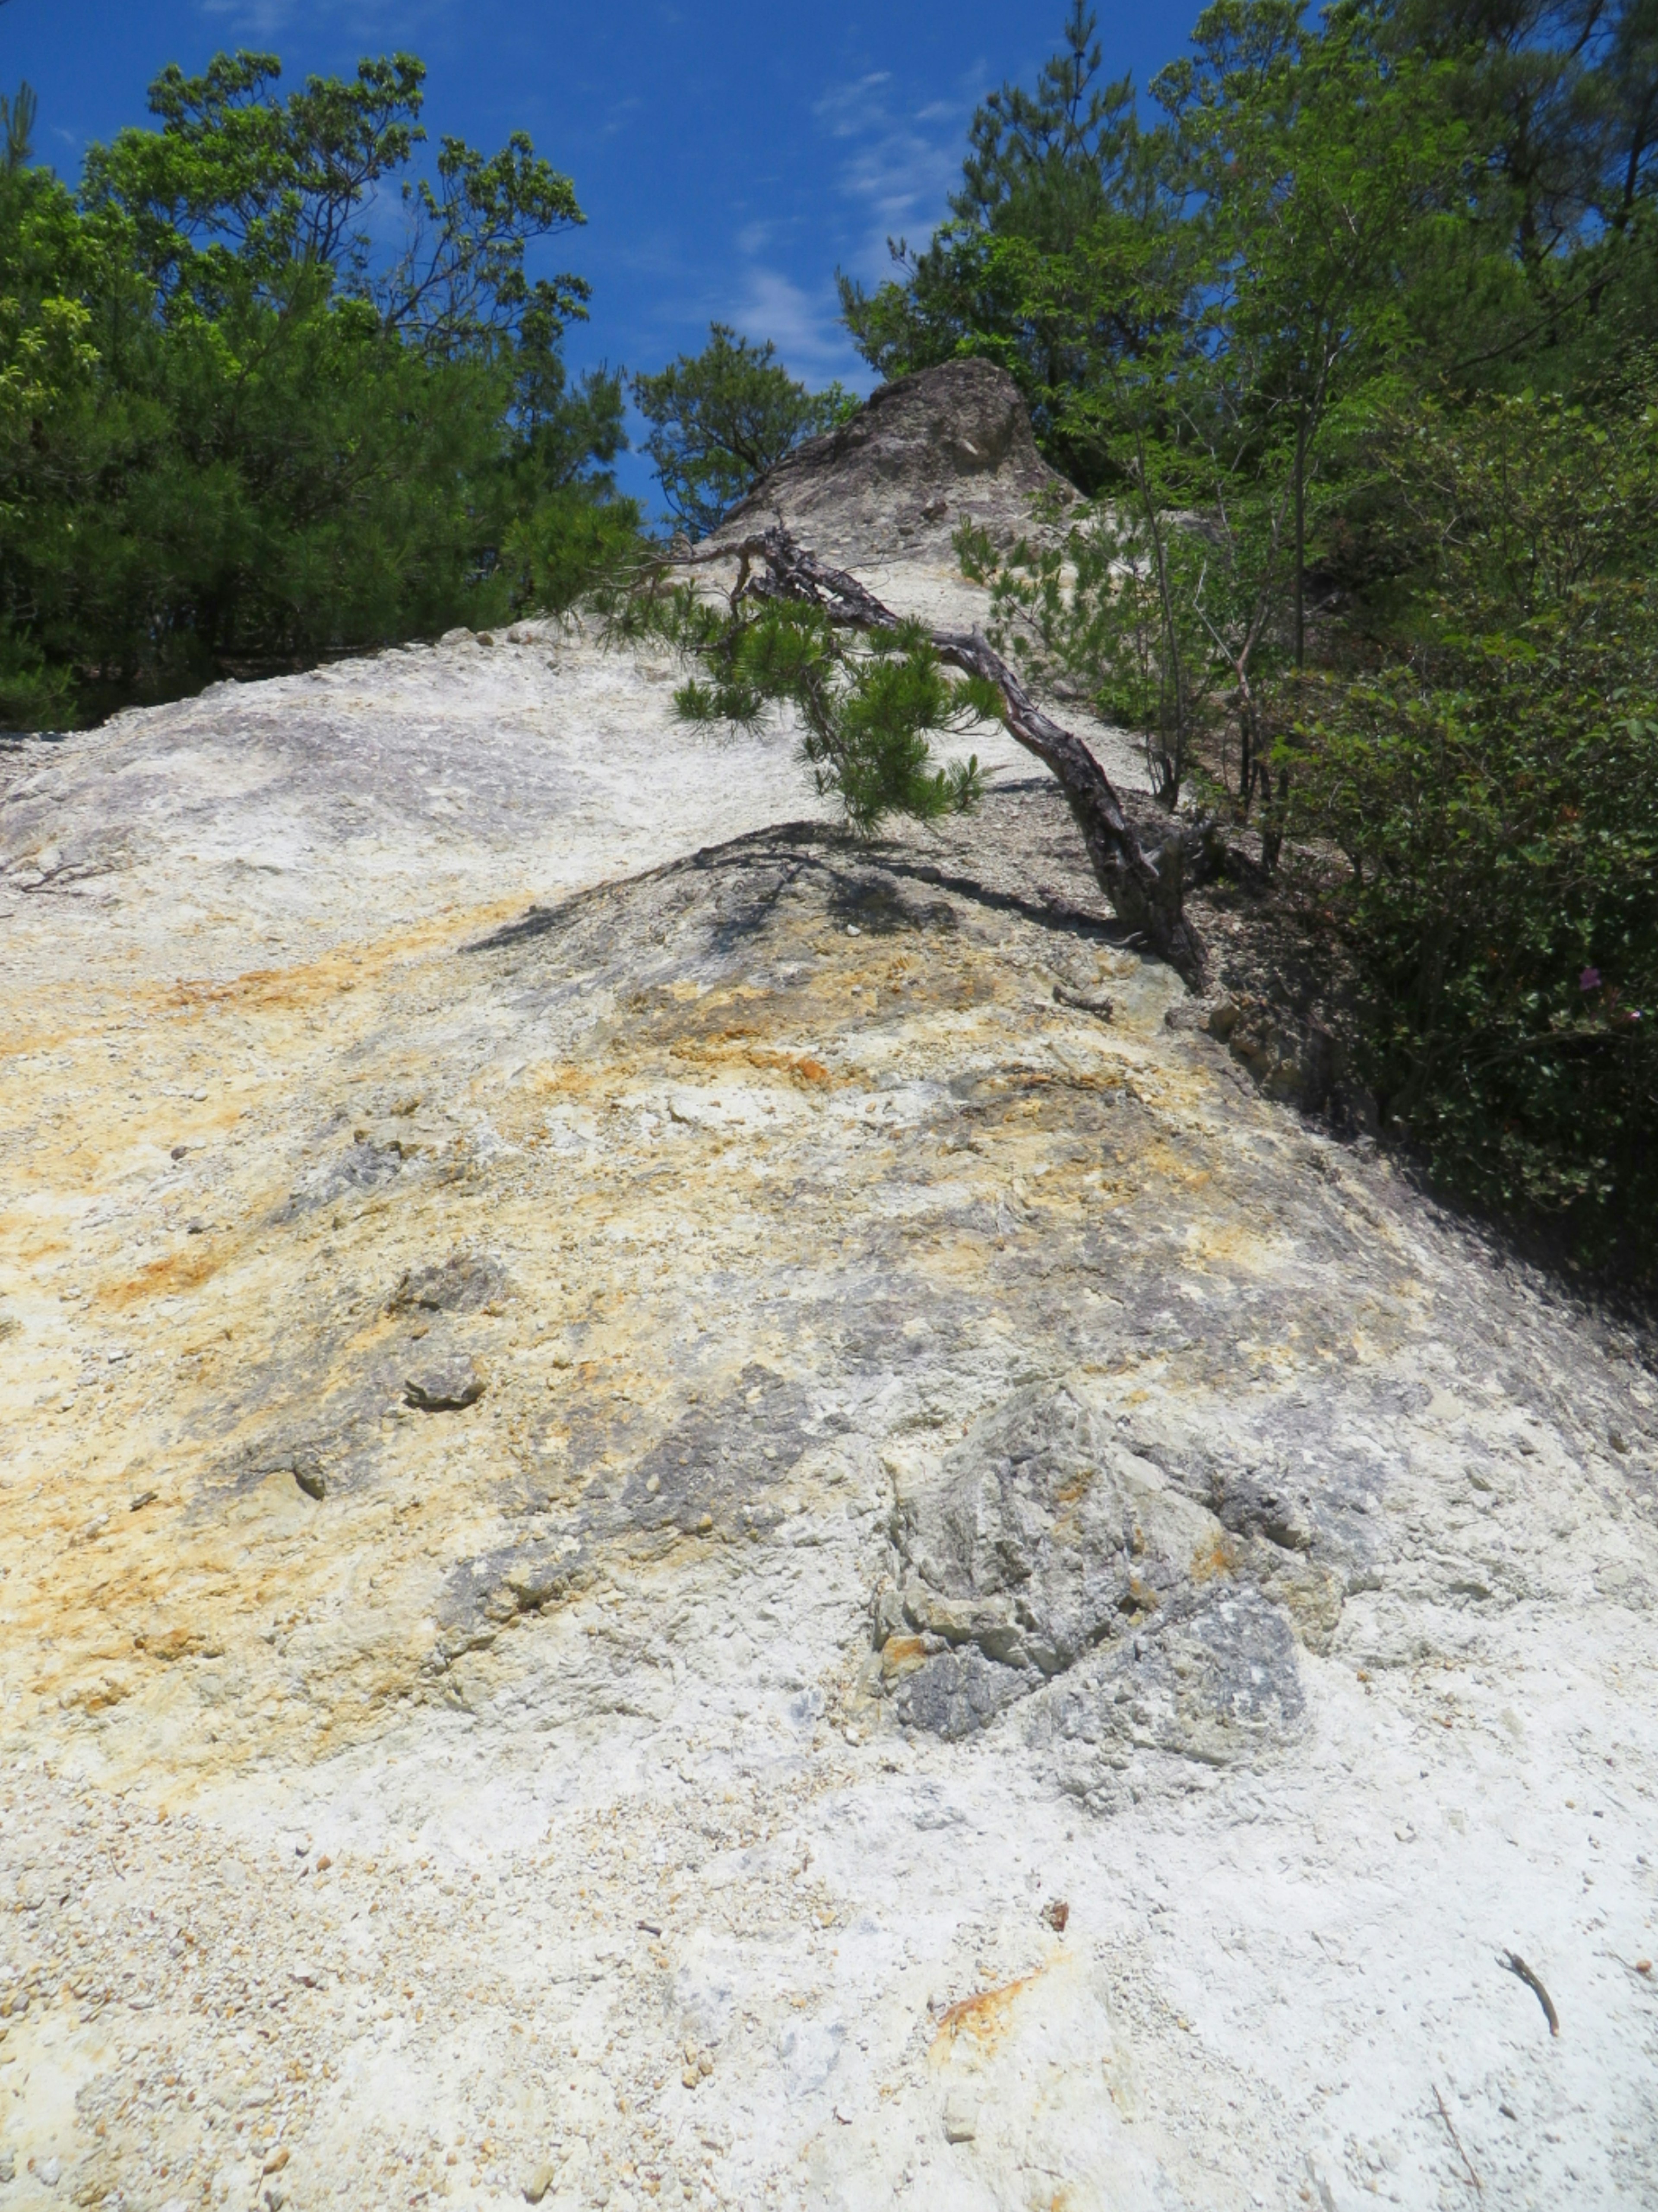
[671,525,1204,986]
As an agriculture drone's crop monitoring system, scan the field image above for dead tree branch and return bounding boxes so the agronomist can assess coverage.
[671,526,1205,987]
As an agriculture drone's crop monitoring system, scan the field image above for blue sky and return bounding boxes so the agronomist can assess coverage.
[4,0,1200,511]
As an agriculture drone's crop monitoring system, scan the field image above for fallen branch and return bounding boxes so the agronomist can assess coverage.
[1500,1951,1560,2036]
[671,526,1206,988]
[1433,2082,1484,2197]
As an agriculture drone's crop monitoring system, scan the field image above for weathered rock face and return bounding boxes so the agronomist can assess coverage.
[1,404,1657,2211]
[717,357,1074,561]
[883,1384,1308,1781]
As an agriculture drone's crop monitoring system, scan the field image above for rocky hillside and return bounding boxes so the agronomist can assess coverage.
[1,366,1655,2212]
[715,356,1075,564]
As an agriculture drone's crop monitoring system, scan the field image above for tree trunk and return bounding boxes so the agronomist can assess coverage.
[683,526,1205,987]
[1294,405,1307,675]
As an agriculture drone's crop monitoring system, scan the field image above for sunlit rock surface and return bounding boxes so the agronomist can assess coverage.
[2,391,1656,2209]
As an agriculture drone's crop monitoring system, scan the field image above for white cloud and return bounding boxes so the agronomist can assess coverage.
[693,62,986,388]
[813,63,982,286]
[198,0,301,33]
[727,266,865,387]
[197,0,452,38]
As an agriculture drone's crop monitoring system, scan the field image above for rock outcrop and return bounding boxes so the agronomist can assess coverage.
[717,356,1074,561]
[1,374,1655,2211]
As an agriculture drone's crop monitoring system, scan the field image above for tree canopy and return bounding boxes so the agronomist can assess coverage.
[0,49,637,726]
[632,324,851,540]
[827,0,1658,1270]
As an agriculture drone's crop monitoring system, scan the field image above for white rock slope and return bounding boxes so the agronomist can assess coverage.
[0,368,1654,2212]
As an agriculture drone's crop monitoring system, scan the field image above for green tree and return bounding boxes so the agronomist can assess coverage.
[957,3,1465,809]
[632,323,850,539]
[0,49,638,726]
[1279,380,1658,1257]
[0,80,33,174]
[838,5,1165,485]
[831,0,1658,1260]
[663,591,988,833]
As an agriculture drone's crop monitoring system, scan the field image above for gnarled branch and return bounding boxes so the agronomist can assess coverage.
[673,525,1204,986]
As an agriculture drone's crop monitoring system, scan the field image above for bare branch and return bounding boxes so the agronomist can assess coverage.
[668,526,1205,986]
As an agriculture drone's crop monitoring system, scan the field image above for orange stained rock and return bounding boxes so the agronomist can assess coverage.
[930,1962,1054,2057]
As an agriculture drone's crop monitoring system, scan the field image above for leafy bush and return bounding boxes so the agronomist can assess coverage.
[1282,387,1658,1261]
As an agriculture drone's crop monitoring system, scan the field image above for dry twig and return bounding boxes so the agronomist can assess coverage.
[1433,2082,1484,2196]
[1500,1951,1560,2036]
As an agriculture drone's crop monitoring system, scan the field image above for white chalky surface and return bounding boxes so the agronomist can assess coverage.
[0,565,1654,2212]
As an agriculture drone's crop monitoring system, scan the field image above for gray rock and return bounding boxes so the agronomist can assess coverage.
[277,1135,405,1219]
[388,1249,509,1316]
[895,1645,1038,1740]
[713,359,1076,564]
[291,1455,326,1501]
[405,1355,485,1412]
[883,1385,1305,1772]
[894,1384,1222,1674]
[1033,1584,1306,1783]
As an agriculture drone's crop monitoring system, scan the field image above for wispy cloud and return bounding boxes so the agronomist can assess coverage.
[814,64,981,287]
[197,0,453,41]
[695,64,983,388]
[728,266,861,386]
[198,0,301,36]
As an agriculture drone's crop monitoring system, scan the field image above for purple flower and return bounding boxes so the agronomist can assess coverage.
[1579,967,1602,991]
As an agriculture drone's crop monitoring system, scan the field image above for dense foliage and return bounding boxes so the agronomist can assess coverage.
[842,0,1658,1272]
[1282,382,1658,1255]
[0,51,639,726]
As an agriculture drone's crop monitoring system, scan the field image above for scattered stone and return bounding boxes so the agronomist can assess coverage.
[523,2162,557,2203]
[943,2092,978,2144]
[405,1355,485,1412]
[1041,1899,1069,1934]
[1053,982,1114,1020]
[681,2042,715,2088]
[291,1457,326,1501]
[128,1489,157,1512]
[388,1249,509,1316]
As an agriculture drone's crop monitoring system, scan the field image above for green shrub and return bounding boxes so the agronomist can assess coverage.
[1282,387,1658,1265]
